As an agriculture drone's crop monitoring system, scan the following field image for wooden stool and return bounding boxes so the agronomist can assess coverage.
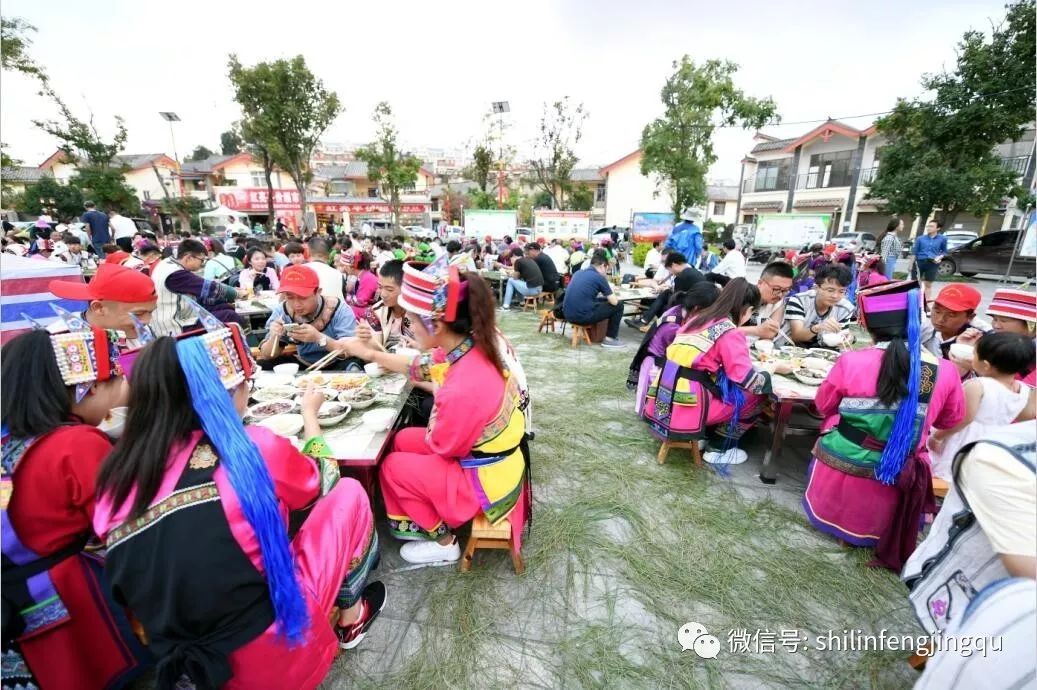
[656,440,703,467]
[522,295,540,312]
[460,514,525,574]
[542,293,555,306]
[932,477,949,498]
[538,310,556,333]
[570,324,592,348]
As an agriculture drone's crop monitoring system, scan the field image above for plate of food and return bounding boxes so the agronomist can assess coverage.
[301,373,369,391]
[777,346,811,358]
[339,388,377,409]
[258,413,304,437]
[806,348,839,363]
[317,402,350,427]
[793,369,827,386]
[247,399,296,420]
[251,385,298,402]
[800,358,834,377]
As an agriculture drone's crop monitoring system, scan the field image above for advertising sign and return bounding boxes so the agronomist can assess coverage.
[216,187,301,212]
[753,213,831,249]
[533,210,591,240]
[463,209,517,240]
[631,212,675,243]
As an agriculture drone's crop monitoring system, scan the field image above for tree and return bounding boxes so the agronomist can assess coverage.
[228,55,341,229]
[161,196,205,233]
[354,102,423,226]
[465,144,494,192]
[187,145,215,162]
[14,175,83,218]
[71,167,139,215]
[440,186,470,225]
[640,56,778,218]
[220,129,243,155]
[527,97,587,210]
[866,0,1035,230]
[1,17,44,79]
[33,80,128,169]
[569,185,594,212]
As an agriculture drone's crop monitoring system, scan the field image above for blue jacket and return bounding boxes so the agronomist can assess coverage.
[666,221,703,263]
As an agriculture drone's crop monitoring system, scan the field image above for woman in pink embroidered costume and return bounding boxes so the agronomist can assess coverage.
[642,279,796,465]
[802,280,965,570]
[92,321,385,690]
[1,325,149,690]
[339,249,379,320]
[341,259,529,565]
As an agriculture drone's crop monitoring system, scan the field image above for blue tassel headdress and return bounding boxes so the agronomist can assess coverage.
[874,288,922,485]
[175,337,309,643]
[847,261,859,304]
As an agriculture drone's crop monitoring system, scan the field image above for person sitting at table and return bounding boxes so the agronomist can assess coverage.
[624,251,704,331]
[259,265,358,369]
[150,238,246,336]
[446,240,477,272]
[545,238,570,276]
[339,249,379,320]
[791,243,828,295]
[304,237,345,301]
[642,278,795,465]
[338,261,529,566]
[920,283,985,361]
[802,280,965,571]
[284,241,307,266]
[93,325,384,689]
[1,326,149,690]
[525,242,560,296]
[204,238,238,282]
[740,261,795,342]
[781,263,856,348]
[954,288,1037,386]
[627,282,720,415]
[501,247,544,309]
[356,259,414,351]
[567,245,587,275]
[857,255,888,289]
[563,253,625,349]
[48,262,159,348]
[239,247,280,293]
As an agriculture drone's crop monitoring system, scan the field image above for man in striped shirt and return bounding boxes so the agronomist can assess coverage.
[781,263,856,348]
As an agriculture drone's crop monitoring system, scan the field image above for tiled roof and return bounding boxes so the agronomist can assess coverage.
[794,197,844,208]
[179,154,239,174]
[314,162,369,179]
[741,200,783,210]
[1,166,51,183]
[429,181,480,197]
[750,138,796,154]
[707,184,738,201]
[112,153,171,170]
[571,168,603,182]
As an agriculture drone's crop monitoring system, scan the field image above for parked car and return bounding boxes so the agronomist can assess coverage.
[832,232,877,252]
[943,230,979,252]
[938,230,1033,278]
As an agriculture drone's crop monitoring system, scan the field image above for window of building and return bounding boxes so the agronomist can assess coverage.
[142,190,151,200]
[713,201,726,216]
[754,160,790,191]
[805,150,854,188]
[367,187,378,198]
[250,171,266,187]
[329,180,352,196]
[595,184,606,203]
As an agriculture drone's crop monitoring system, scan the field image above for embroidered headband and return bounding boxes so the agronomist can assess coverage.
[398,255,469,322]
[46,305,123,402]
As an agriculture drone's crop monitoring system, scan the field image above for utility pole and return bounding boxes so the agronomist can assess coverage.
[491,101,510,210]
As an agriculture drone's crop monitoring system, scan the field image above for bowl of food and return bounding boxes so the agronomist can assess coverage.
[778,346,811,358]
[258,413,304,437]
[273,363,300,377]
[251,385,298,402]
[247,399,296,420]
[801,358,834,376]
[317,402,350,427]
[364,362,384,378]
[949,343,975,362]
[806,348,839,363]
[361,408,396,430]
[312,373,369,392]
[754,339,775,355]
[793,369,827,386]
[339,388,377,409]
[98,406,128,438]
[295,387,339,403]
[820,331,848,348]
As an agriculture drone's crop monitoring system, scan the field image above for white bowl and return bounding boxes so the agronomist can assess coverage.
[317,402,351,428]
[338,389,377,409]
[394,347,420,360]
[98,406,128,439]
[361,408,396,430]
[754,339,774,354]
[820,331,846,347]
[273,363,300,377]
[364,362,384,378]
[949,343,975,362]
[258,413,304,437]
[247,398,296,420]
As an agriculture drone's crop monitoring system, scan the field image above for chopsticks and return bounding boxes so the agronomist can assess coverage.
[304,349,341,372]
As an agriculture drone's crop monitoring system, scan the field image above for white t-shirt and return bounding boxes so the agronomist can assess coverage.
[544,245,570,273]
[305,260,345,301]
[110,214,137,240]
[643,247,662,270]
[713,249,747,278]
[227,220,250,235]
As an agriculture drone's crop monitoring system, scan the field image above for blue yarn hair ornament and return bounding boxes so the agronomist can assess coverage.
[847,262,859,304]
[175,337,310,643]
[874,288,922,485]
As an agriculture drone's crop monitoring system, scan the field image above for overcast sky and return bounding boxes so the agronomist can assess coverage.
[0,0,1012,182]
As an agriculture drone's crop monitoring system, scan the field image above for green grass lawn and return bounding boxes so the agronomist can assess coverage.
[324,310,923,689]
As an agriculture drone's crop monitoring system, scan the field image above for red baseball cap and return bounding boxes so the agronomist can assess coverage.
[49,263,157,303]
[104,251,131,265]
[934,284,982,313]
[278,265,320,296]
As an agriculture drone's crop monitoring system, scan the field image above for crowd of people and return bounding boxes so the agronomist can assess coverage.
[1,201,1034,688]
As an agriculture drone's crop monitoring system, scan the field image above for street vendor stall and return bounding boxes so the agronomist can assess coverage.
[198,205,251,236]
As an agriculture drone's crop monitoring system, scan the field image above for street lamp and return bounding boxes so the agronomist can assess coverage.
[490,102,510,210]
[158,112,181,163]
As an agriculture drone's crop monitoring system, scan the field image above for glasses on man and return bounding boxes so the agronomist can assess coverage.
[818,286,848,296]
[762,280,791,296]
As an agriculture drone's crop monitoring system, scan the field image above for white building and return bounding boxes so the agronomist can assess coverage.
[706,184,739,227]
[599,149,673,228]
[38,151,181,203]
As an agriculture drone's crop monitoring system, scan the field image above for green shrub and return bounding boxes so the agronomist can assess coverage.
[632,242,652,268]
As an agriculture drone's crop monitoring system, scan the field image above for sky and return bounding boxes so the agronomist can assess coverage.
[0,0,1014,182]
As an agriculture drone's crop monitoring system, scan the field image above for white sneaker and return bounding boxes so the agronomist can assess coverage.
[703,448,749,465]
[600,337,624,349]
[399,538,461,565]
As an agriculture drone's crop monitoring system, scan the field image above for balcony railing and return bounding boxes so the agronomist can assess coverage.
[794,171,855,190]
[1001,155,1031,176]
[857,167,879,185]
[742,177,790,194]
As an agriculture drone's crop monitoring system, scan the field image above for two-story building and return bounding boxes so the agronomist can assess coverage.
[308,162,435,229]
[599,149,674,229]
[38,151,181,203]
[737,120,1036,239]
[706,184,739,227]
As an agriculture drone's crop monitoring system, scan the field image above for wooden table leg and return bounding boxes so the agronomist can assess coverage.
[759,400,793,485]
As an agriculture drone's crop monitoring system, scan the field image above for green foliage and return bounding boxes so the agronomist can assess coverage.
[354,102,422,225]
[640,56,778,217]
[1,17,44,79]
[14,175,83,218]
[703,219,727,243]
[1,142,19,169]
[631,241,652,268]
[71,167,139,215]
[220,129,243,155]
[187,145,214,162]
[439,187,470,225]
[227,54,341,213]
[468,186,522,211]
[867,0,1035,226]
[161,196,206,232]
[568,184,594,212]
[465,144,494,192]
[527,97,587,210]
[532,190,553,209]
[33,80,128,168]
[517,194,533,226]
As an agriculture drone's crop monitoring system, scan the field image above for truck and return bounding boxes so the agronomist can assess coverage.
[749,213,831,256]
[463,209,517,241]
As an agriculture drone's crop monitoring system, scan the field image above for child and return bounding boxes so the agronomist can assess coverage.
[928,332,1036,481]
